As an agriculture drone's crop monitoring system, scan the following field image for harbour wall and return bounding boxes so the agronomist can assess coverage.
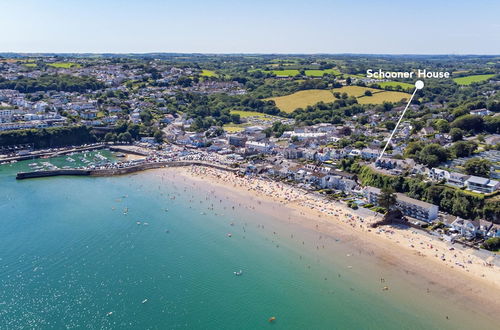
[16,161,238,180]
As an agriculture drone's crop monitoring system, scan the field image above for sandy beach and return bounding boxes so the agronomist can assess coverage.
[157,165,500,320]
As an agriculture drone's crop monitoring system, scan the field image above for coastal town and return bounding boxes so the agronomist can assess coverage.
[1,54,499,253]
[3,0,500,328]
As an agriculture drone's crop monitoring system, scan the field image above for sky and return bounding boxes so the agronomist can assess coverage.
[1,0,499,54]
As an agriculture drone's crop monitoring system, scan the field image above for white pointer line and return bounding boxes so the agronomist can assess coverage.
[377,80,424,161]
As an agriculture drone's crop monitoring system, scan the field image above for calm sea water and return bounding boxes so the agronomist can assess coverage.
[0,156,496,329]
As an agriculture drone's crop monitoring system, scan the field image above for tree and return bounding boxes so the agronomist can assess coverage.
[384,121,396,131]
[230,113,241,124]
[104,132,117,142]
[464,158,491,176]
[378,187,397,210]
[449,128,464,142]
[434,119,450,133]
[450,141,477,158]
[153,130,164,143]
[482,237,500,251]
[364,90,372,96]
[417,144,448,167]
[484,116,500,134]
[140,110,153,125]
[117,132,132,143]
[451,115,483,132]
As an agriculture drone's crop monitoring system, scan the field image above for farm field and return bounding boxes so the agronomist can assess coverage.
[200,69,218,77]
[267,86,411,112]
[265,89,334,113]
[304,69,340,77]
[47,62,81,68]
[332,86,410,104]
[267,69,300,76]
[378,81,414,90]
[229,110,266,118]
[357,91,411,104]
[332,86,380,97]
[453,74,495,85]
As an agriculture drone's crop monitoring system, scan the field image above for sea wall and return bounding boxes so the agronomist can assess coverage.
[16,169,92,179]
[16,161,238,180]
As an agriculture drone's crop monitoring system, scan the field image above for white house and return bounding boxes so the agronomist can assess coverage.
[465,176,500,194]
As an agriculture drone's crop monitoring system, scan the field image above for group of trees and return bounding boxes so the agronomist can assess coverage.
[404,139,489,168]
[404,142,449,167]
[464,158,492,176]
[262,121,293,138]
[0,126,96,148]
[0,74,104,93]
[290,98,363,125]
[102,120,164,143]
[447,113,500,137]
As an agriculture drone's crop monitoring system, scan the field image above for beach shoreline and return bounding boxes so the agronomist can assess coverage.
[156,165,500,322]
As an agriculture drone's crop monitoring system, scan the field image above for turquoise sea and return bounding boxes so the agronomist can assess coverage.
[0,155,497,329]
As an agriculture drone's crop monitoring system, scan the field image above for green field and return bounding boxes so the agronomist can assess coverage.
[453,74,495,85]
[267,69,300,77]
[23,63,37,67]
[378,81,414,90]
[304,69,340,77]
[47,62,81,68]
[229,110,267,118]
[200,69,218,77]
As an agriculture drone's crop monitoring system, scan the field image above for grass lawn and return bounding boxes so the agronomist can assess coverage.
[48,62,81,68]
[265,89,335,112]
[378,81,414,90]
[200,69,218,77]
[453,74,495,85]
[304,69,340,77]
[223,124,245,133]
[267,69,300,77]
[229,110,267,118]
[23,63,37,67]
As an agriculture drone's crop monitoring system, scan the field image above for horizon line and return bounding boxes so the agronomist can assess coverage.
[1,52,500,57]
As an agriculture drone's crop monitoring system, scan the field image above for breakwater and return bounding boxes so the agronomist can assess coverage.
[16,161,238,180]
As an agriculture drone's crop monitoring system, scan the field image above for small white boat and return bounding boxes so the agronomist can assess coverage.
[234,270,243,276]
[142,299,148,304]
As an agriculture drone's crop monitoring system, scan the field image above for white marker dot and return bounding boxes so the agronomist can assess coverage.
[415,80,424,90]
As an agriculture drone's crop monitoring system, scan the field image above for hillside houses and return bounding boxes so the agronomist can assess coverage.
[428,168,499,193]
